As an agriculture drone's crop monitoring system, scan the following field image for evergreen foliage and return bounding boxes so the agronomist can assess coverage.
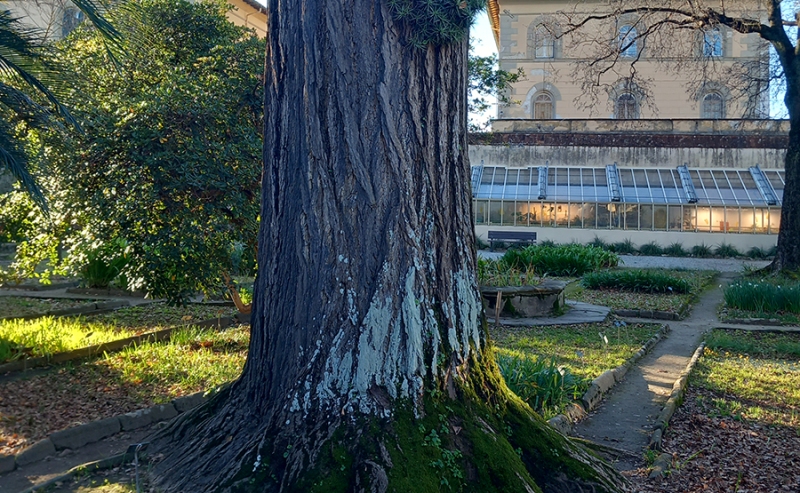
[387,0,485,47]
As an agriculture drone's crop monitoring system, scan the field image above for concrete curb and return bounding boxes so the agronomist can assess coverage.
[648,342,706,451]
[0,281,80,292]
[17,452,131,493]
[0,391,209,475]
[0,315,242,375]
[547,323,671,434]
[0,300,130,323]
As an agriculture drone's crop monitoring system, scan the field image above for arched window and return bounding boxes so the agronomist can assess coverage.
[616,93,638,119]
[618,25,638,57]
[533,92,554,119]
[703,27,723,57]
[702,93,725,118]
[533,24,555,58]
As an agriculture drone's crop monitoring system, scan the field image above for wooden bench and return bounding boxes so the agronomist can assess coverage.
[487,230,537,251]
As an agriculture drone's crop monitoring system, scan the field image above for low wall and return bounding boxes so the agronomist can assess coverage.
[475,225,777,252]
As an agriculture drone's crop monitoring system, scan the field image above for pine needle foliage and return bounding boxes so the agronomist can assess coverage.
[387,0,485,47]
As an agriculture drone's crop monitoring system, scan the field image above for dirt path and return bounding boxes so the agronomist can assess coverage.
[573,273,734,470]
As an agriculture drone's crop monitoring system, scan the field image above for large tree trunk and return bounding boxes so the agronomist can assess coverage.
[773,56,800,271]
[147,1,625,491]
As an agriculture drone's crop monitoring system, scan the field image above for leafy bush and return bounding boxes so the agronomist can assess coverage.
[638,242,662,256]
[582,269,692,294]
[496,353,585,416]
[724,280,800,314]
[539,239,557,248]
[766,245,777,258]
[664,242,687,257]
[0,190,35,243]
[691,243,713,258]
[78,239,129,288]
[714,242,741,258]
[611,239,636,254]
[500,244,618,277]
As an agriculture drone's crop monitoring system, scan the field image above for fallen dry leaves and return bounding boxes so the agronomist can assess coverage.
[626,387,800,492]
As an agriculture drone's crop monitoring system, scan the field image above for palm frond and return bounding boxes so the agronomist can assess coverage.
[0,126,46,213]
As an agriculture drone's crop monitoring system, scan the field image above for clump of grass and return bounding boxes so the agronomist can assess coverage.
[691,243,713,258]
[724,279,800,314]
[587,236,609,250]
[538,239,557,248]
[638,242,662,256]
[611,239,636,254]
[0,316,134,363]
[705,329,800,358]
[664,242,687,257]
[714,242,741,258]
[582,269,692,294]
[496,353,586,418]
[500,244,618,277]
[746,246,767,259]
[477,258,538,287]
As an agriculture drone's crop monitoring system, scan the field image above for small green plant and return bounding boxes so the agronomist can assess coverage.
[766,245,777,258]
[691,243,712,258]
[644,449,658,467]
[587,236,608,250]
[78,238,129,289]
[638,242,662,256]
[498,244,619,277]
[714,242,741,258]
[582,269,692,294]
[724,279,800,315]
[746,246,767,259]
[611,238,636,254]
[664,242,687,257]
[496,353,586,417]
[539,239,557,248]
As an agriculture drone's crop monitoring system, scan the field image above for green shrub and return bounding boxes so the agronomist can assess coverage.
[664,242,687,257]
[582,270,692,294]
[691,243,713,258]
[587,236,609,250]
[496,353,585,416]
[724,280,800,314]
[611,239,636,254]
[746,246,767,259]
[500,244,618,277]
[714,242,741,258]
[0,190,36,243]
[78,239,129,289]
[539,239,557,248]
[638,242,662,256]
[766,245,777,258]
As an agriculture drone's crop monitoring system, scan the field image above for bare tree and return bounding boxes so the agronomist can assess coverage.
[559,0,800,271]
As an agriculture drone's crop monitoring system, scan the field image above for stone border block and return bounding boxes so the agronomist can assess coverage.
[0,453,15,473]
[119,404,177,431]
[16,438,55,466]
[592,370,615,394]
[648,452,673,479]
[50,417,121,451]
[172,391,207,413]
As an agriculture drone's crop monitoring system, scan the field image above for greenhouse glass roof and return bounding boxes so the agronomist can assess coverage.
[471,164,784,206]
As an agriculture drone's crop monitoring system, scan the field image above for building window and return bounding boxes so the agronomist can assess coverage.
[703,27,723,57]
[534,24,555,58]
[618,25,638,57]
[533,93,554,119]
[702,93,725,118]
[615,93,638,119]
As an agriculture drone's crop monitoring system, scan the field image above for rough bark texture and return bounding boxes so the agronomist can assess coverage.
[146,1,625,491]
[773,55,800,271]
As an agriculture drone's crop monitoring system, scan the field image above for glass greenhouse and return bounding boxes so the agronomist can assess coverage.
[472,164,783,234]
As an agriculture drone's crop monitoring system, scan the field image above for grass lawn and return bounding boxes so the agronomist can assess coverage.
[0,325,249,456]
[566,269,716,314]
[0,296,96,319]
[719,275,800,324]
[0,303,238,364]
[629,329,800,492]
[490,319,662,383]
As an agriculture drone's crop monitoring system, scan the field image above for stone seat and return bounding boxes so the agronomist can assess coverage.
[480,280,567,320]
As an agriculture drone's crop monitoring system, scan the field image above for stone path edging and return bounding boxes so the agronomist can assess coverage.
[547,323,671,435]
[613,301,690,321]
[17,452,130,493]
[0,300,130,323]
[0,390,210,475]
[647,342,706,452]
[0,315,241,375]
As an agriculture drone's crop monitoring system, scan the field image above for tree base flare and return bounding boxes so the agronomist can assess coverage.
[146,354,626,493]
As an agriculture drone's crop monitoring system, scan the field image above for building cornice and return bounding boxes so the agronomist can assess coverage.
[487,0,500,48]
[239,0,266,14]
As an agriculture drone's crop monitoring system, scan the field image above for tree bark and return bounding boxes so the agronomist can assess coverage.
[146,1,625,491]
